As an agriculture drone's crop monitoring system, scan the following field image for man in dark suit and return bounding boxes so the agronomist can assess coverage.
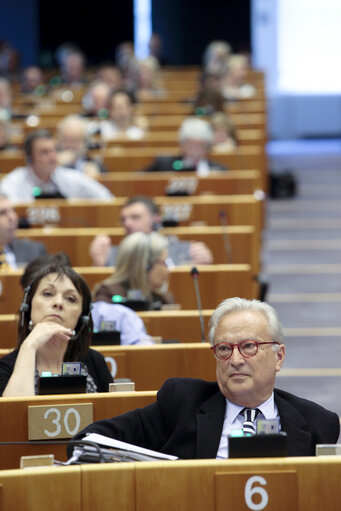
[0,194,47,269]
[143,117,227,174]
[70,298,340,459]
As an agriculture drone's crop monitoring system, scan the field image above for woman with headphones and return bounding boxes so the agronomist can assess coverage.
[93,231,174,310]
[0,263,113,396]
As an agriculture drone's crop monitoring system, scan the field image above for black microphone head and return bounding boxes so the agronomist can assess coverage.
[190,266,199,278]
[19,303,29,313]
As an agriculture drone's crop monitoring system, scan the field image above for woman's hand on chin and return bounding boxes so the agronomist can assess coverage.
[24,321,75,351]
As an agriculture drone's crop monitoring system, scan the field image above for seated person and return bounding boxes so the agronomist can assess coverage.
[202,40,231,75]
[96,63,123,91]
[81,80,112,120]
[0,77,12,121]
[133,56,166,100]
[99,90,147,141]
[89,196,213,267]
[210,112,238,151]
[59,49,88,87]
[57,115,106,177]
[92,231,174,310]
[0,263,113,396]
[143,117,227,175]
[0,120,18,151]
[0,129,112,201]
[0,193,47,270]
[91,301,154,345]
[221,54,256,100]
[20,66,46,95]
[69,297,340,459]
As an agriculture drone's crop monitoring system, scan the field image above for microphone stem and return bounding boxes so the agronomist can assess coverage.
[193,276,206,343]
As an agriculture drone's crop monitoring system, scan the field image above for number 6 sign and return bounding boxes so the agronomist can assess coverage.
[215,470,297,511]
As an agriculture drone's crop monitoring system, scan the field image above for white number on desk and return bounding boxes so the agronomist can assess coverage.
[244,476,269,510]
[43,407,81,437]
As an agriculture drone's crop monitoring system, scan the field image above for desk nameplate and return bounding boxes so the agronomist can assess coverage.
[215,470,297,511]
[28,403,93,440]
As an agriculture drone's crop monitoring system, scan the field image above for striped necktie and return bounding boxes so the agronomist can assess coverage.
[240,408,260,436]
[0,245,10,271]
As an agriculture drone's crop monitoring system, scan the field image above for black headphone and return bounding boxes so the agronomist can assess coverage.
[146,235,153,272]
[20,286,31,327]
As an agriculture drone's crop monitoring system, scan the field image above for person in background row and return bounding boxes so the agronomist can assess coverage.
[20,66,46,95]
[0,130,112,202]
[0,193,47,270]
[0,263,113,396]
[69,297,340,459]
[202,40,231,75]
[99,90,147,141]
[210,112,238,151]
[89,195,213,267]
[92,231,174,310]
[91,301,154,345]
[81,80,112,119]
[143,117,227,175]
[59,49,88,87]
[0,77,12,121]
[134,56,166,100]
[221,54,256,100]
[0,120,18,151]
[96,63,123,91]
[57,115,106,177]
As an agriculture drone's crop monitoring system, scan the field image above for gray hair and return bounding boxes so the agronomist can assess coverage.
[208,297,284,346]
[178,117,213,146]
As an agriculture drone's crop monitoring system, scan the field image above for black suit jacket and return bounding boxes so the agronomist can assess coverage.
[70,378,340,459]
[143,155,227,172]
[10,238,47,266]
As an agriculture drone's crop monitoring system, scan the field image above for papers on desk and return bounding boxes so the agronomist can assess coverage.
[71,433,178,463]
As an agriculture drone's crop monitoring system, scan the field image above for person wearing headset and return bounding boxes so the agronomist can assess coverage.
[92,231,174,310]
[0,263,113,396]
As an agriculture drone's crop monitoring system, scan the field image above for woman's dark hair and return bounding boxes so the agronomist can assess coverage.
[18,263,93,362]
[20,252,72,290]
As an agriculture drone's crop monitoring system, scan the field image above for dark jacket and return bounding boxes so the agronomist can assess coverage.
[0,348,113,395]
[10,238,47,266]
[143,155,227,173]
[70,377,340,459]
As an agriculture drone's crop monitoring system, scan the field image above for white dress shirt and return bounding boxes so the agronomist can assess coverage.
[216,393,279,459]
[0,166,112,202]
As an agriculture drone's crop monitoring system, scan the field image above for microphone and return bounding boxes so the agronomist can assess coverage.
[219,210,233,263]
[190,267,206,343]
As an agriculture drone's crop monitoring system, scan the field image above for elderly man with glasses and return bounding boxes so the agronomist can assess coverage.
[69,297,339,460]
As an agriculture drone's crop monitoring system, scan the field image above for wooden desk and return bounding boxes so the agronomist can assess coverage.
[97,170,263,195]
[0,310,216,348]
[103,129,265,148]
[0,457,340,511]
[13,195,263,232]
[0,264,257,314]
[0,391,157,469]
[96,146,266,176]
[14,224,259,271]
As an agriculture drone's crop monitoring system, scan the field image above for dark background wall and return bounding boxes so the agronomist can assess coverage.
[0,0,250,68]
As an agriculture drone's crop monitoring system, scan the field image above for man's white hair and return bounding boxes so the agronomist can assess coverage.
[208,297,284,346]
[178,117,213,146]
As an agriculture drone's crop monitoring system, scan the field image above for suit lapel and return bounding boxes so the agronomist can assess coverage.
[275,390,313,456]
[196,390,226,458]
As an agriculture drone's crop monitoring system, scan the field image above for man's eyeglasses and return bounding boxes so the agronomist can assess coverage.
[211,340,280,361]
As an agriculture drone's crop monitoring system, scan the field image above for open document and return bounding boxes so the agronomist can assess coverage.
[68,433,179,464]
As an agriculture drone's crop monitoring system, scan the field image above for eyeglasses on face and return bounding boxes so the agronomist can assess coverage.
[211,339,280,361]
